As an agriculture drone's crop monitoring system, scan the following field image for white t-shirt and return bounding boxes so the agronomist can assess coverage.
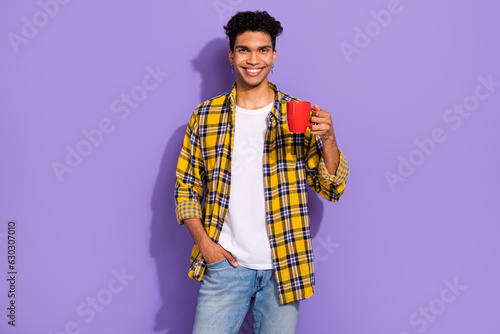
[217,102,274,270]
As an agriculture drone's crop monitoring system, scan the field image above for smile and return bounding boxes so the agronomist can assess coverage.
[244,68,264,76]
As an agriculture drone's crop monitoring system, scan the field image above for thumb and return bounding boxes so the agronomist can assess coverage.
[223,250,238,267]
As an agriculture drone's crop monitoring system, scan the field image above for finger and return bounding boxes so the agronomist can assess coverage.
[310,116,328,124]
[317,109,329,117]
[310,131,328,138]
[222,249,238,267]
[312,111,327,120]
[309,116,320,123]
[309,123,329,132]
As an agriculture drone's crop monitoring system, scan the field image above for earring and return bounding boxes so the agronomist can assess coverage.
[231,64,234,73]
[271,66,274,74]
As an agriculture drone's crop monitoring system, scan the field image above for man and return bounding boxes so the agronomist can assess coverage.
[175,10,349,333]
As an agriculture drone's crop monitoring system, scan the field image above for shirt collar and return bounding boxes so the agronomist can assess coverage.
[228,81,284,123]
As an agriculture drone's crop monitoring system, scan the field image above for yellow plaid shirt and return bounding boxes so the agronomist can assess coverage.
[175,81,349,304]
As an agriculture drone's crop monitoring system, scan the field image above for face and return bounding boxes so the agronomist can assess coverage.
[228,31,277,89]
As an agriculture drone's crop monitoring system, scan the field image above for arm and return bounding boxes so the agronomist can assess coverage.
[305,105,349,201]
[320,137,340,176]
[175,111,237,266]
[310,104,339,174]
[174,112,205,225]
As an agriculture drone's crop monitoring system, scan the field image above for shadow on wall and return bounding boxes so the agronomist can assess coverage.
[149,123,198,334]
[149,37,237,333]
[192,37,235,102]
[149,37,326,334]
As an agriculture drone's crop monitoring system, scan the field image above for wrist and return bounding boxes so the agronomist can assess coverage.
[198,236,214,254]
[321,134,337,147]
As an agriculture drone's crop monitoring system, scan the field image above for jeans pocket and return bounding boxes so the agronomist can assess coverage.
[206,258,227,269]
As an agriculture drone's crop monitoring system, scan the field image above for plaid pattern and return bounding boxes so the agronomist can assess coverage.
[175,82,349,304]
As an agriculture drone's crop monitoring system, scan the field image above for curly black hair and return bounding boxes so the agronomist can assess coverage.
[224,11,283,51]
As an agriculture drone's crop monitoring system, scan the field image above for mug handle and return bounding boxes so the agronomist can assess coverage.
[308,108,316,127]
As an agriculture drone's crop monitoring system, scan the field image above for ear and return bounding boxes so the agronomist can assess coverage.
[228,49,234,65]
[273,48,277,63]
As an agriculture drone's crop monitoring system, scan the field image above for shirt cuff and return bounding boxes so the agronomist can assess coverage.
[318,150,349,186]
[176,199,203,225]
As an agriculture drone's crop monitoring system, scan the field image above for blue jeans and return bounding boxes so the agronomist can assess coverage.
[192,259,300,334]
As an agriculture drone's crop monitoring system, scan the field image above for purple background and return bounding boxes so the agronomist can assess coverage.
[1,0,500,333]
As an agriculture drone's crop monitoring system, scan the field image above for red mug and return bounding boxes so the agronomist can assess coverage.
[286,101,314,133]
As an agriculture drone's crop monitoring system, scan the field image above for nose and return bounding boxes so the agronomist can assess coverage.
[247,51,260,65]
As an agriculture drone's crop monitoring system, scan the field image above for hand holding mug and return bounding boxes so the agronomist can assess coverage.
[286,101,335,143]
[309,105,336,143]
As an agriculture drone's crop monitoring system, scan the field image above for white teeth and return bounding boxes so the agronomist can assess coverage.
[246,68,262,73]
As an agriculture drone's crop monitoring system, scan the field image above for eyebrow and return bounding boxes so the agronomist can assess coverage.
[235,45,272,50]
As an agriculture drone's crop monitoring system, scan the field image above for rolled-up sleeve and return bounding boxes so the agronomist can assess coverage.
[174,110,205,225]
[305,133,349,202]
[317,150,349,186]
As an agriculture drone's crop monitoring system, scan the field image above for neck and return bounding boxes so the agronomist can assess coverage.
[235,79,275,110]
